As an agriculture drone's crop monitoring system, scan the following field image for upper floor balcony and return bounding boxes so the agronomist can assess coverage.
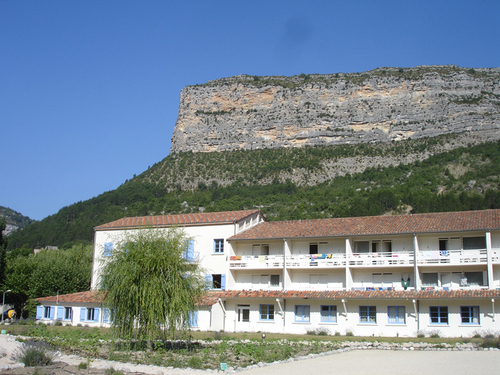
[349,251,413,267]
[417,249,487,265]
[229,255,284,268]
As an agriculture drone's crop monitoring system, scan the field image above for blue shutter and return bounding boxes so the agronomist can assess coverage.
[36,306,43,320]
[187,239,194,261]
[94,308,100,322]
[221,274,226,290]
[80,307,86,321]
[213,240,216,253]
[205,274,212,289]
[104,242,113,256]
[189,311,198,327]
[49,306,55,319]
[103,308,109,323]
[57,307,63,320]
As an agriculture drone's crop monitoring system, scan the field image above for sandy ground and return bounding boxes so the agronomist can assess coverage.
[2,334,500,375]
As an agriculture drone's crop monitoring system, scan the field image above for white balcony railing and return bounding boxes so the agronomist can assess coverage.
[286,254,346,268]
[349,252,414,266]
[229,255,284,268]
[417,249,487,265]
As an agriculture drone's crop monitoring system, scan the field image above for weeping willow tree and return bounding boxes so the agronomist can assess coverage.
[99,227,205,340]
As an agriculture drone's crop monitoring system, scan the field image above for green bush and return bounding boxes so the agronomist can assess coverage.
[10,340,54,367]
[187,355,203,369]
[78,361,87,369]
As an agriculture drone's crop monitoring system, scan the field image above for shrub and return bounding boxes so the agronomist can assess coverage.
[78,361,87,369]
[105,368,124,375]
[429,330,441,338]
[345,331,354,336]
[10,340,54,367]
[188,355,202,369]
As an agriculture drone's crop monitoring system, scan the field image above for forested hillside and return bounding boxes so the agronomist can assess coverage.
[6,134,500,251]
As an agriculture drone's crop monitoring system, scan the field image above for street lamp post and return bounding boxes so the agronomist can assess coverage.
[1,290,11,323]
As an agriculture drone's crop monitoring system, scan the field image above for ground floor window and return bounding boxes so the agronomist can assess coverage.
[295,305,310,322]
[430,306,448,324]
[64,307,72,321]
[43,306,53,319]
[320,305,337,323]
[260,304,274,321]
[359,306,376,323]
[80,307,100,322]
[461,306,479,324]
[388,306,405,324]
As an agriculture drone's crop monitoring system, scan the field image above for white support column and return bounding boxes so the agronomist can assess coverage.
[413,234,420,290]
[283,238,291,291]
[345,237,353,290]
[486,231,494,288]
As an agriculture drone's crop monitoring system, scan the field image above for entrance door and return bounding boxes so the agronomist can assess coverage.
[236,305,250,331]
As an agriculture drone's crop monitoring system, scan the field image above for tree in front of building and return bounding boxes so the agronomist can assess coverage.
[99,227,205,341]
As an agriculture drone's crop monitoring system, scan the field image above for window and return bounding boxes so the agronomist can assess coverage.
[183,239,195,261]
[422,273,438,287]
[64,307,72,321]
[320,305,337,323]
[430,306,448,324]
[80,307,100,322]
[213,239,224,253]
[43,306,54,319]
[388,306,405,324]
[260,304,274,321]
[463,236,486,250]
[461,306,480,324]
[359,306,376,323]
[439,239,448,251]
[354,241,369,253]
[464,272,484,286]
[309,243,318,254]
[295,305,310,322]
[270,275,280,287]
[103,242,113,256]
[205,274,226,290]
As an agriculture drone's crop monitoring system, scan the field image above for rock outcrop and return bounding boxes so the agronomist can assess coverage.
[170,66,500,154]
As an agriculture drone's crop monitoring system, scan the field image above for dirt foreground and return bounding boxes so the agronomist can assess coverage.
[2,334,500,375]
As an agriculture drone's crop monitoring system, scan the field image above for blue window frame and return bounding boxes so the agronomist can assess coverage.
[461,306,479,324]
[320,305,337,323]
[43,306,54,320]
[260,304,274,321]
[80,307,100,322]
[213,239,224,253]
[430,306,448,324]
[359,306,376,323]
[388,306,405,324]
[295,305,310,322]
[103,242,113,256]
[205,274,226,290]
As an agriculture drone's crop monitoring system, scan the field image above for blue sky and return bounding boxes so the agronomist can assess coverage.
[1,0,499,221]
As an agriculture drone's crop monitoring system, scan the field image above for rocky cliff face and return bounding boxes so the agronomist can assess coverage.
[170,66,500,154]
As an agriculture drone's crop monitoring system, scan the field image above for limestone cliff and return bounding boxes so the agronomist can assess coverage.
[170,66,500,154]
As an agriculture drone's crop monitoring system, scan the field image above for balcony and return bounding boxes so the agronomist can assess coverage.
[348,252,413,267]
[229,255,284,268]
[417,249,487,265]
[286,254,346,268]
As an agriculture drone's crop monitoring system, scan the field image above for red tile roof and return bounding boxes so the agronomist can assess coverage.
[229,209,500,241]
[36,291,104,304]
[38,289,500,308]
[202,289,500,302]
[95,210,261,230]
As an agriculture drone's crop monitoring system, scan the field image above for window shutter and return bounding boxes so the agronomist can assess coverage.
[49,306,55,319]
[36,306,43,320]
[80,307,86,322]
[57,307,64,320]
[221,274,226,290]
[103,308,109,323]
[188,239,194,261]
[205,274,212,289]
[189,311,198,327]
[94,308,100,322]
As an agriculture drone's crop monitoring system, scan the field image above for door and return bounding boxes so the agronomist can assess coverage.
[236,305,250,331]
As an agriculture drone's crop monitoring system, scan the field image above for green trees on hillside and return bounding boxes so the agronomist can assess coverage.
[6,139,500,251]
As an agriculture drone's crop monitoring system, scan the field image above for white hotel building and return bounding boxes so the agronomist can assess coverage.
[37,209,500,337]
